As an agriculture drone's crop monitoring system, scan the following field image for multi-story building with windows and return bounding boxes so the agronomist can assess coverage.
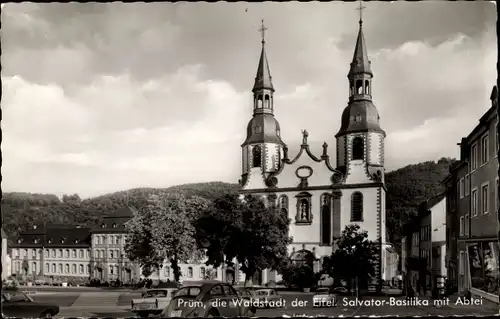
[444,85,499,304]
[9,224,92,282]
[90,206,139,282]
[443,161,461,293]
[417,194,447,295]
[239,14,387,289]
[9,206,225,284]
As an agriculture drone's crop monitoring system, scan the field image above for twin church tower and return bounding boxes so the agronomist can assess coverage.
[239,11,388,286]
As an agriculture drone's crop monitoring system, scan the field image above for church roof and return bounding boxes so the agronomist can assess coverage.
[348,23,372,77]
[253,45,274,92]
[242,113,285,147]
[336,100,385,137]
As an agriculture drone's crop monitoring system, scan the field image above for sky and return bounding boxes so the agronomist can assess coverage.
[1,2,497,198]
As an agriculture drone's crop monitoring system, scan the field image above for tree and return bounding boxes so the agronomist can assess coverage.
[131,193,210,283]
[124,200,164,276]
[196,194,291,286]
[323,224,378,289]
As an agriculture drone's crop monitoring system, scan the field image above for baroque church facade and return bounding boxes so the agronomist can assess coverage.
[239,19,388,286]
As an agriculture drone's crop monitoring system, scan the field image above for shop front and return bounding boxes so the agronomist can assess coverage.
[467,241,499,303]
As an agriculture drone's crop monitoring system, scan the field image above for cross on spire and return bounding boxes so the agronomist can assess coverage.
[356,0,365,26]
[259,19,267,44]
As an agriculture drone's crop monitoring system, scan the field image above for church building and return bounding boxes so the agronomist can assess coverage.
[239,16,388,287]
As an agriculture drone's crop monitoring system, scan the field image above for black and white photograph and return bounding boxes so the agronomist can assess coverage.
[1,1,499,317]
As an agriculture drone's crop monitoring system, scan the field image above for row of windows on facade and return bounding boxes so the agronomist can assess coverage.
[12,261,90,275]
[12,248,90,260]
[163,266,205,279]
[468,128,499,171]
[94,249,124,259]
[458,178,498,217]
[93,235,125,245]
[276,192,363,224]
[249,137,365,169]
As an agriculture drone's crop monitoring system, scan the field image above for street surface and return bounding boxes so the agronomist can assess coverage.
[29,291,499,317]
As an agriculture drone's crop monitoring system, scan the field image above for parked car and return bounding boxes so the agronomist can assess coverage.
[1,288,59,318]
[131,288,178,318]
[313,287,337,308]
[253,289,285,308]
[159,280,253,317]
[236,289,257,315]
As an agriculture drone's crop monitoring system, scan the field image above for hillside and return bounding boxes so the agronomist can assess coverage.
[1,182,240,240]
[385,157,456,253]
[2,158,455,250]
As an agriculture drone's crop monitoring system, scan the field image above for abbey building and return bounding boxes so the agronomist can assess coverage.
[239,19,388,286]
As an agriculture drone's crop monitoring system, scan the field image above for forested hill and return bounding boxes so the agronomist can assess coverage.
[2,182,240,241]
[3,158,455,248]
[385,157,456,252]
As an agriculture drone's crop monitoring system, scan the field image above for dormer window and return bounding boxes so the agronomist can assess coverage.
[17,239,22,244]
[112,223,117,228]
[48,239,52,244]
[101,224,106,228]
[74,239,79,244]
[61,237,65,244]
[33,225,37,230]
[34,238,39,244]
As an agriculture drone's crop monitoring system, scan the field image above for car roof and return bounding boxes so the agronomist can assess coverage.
[255,288,273,292]
[179,280,228,292]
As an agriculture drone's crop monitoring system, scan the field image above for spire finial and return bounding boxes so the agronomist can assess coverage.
[259,19,267,45]
[356,0,365,26]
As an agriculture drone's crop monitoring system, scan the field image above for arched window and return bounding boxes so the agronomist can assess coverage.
[356,80,363,95]
[365,80,370,95]
[296,196,311,223]
[320,194,331,245]
[52,263,56,273]
[351,192,363,222]
[352,137,364,160]
[253,145,262,168]
[349,80,354,96]
[257,95,263,108]
[45,263,49,273]
[264,94,270,108]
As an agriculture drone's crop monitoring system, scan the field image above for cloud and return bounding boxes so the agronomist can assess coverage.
[2,68,248,196]
[1,2,496,197]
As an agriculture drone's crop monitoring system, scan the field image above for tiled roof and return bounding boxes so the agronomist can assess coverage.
[92,206,135,233]
[11,227,91,248]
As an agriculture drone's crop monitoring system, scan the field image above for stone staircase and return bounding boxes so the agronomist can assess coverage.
[71,292,121,307]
